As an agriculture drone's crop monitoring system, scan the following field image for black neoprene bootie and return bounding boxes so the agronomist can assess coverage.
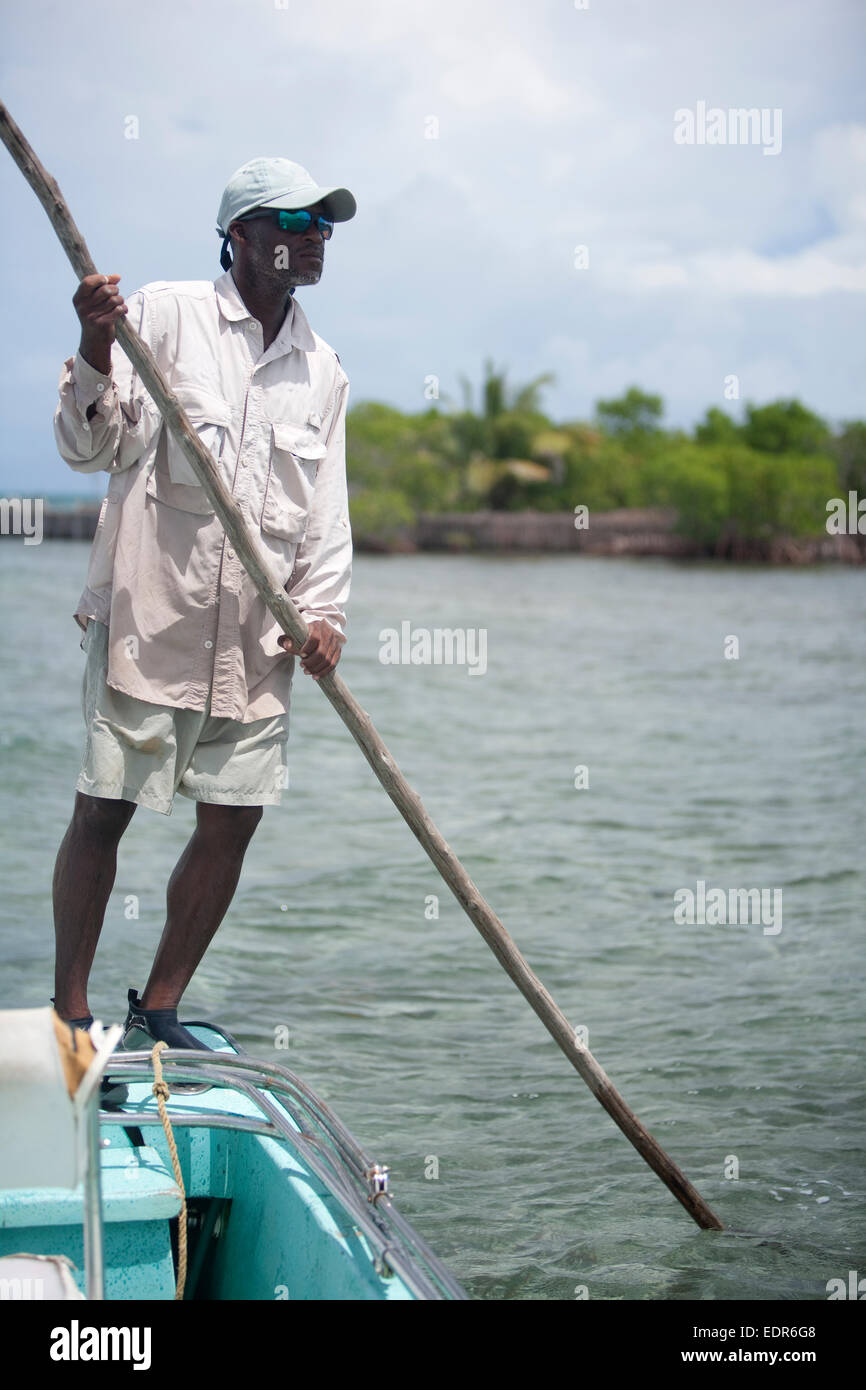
[122,989,213,1095]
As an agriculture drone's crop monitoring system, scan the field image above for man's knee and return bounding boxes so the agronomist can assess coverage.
[72,791,137,840]
[196,802,264,844]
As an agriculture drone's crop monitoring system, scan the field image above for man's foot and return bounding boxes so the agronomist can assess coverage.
[122,989,213,1095]
[50,998,128,1107]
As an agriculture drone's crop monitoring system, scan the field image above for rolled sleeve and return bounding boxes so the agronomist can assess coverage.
[53,290,156,476]
[71,351,115,412]
[54,354,121,473]
[286,369,353,639]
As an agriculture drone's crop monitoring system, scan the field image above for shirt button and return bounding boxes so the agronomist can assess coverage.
[204,640,213,649]
[227,548,235,558]
[96,383,105,393]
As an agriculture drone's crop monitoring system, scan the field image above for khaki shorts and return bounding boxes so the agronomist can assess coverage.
[76,619,288,816]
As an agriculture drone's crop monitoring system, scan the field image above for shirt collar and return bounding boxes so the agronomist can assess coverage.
[213,270,318,351]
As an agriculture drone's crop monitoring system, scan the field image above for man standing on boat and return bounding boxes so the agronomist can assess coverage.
[51,158,355,1056]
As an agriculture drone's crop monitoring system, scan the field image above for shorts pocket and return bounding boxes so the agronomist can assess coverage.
[260,421,327,542]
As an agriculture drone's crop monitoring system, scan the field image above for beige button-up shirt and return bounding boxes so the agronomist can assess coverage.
[54,270,352,722]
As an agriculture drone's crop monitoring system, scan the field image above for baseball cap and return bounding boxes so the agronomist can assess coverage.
[217,156,356,235]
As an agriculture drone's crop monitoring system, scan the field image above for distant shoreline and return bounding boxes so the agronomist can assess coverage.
[4,501,864,564]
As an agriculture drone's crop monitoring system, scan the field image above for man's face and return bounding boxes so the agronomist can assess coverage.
[230,200,329,291]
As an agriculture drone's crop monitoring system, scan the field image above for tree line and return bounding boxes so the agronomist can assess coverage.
[346,364,865,549]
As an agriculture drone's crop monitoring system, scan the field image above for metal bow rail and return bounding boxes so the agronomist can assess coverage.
[103,1047,469,1301]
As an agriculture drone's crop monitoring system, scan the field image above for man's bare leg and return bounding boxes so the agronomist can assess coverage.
[138,802,264,1010]
[53,792,138,1019]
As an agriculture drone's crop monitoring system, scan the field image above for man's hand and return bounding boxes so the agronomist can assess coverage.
[73,273,128,376]
[278,620,344,680]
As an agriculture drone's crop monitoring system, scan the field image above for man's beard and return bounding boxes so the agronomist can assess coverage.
[245,239,322,292]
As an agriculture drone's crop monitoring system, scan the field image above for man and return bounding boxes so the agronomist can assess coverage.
[51,157,356,1062]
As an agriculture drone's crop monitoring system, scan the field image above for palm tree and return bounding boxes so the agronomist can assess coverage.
[458,358,555,423]
[448,361,558,508]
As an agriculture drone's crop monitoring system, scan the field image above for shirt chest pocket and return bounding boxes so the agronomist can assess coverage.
[146,387,233,515]
[260,422,328,542]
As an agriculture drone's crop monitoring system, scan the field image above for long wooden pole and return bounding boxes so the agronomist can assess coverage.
[0,100,723,1230]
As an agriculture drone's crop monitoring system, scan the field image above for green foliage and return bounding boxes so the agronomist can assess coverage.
[774,453,839,536]
[830,421,866,493]
[348,488,415,543]
[595,386,664,440]
[489,409,549,462]
[563,434,641,511]
[641,442,838,544]
[347,402,463,511]
[343,369,860,550]
[640,443,730,544]
[742,399,830,455]
[695,407,741,446]
[724,446,837,539]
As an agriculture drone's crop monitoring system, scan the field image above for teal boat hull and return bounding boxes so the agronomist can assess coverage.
[0,1024,465,1300]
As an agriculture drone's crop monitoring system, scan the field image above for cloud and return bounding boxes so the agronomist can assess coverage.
[613,243,866,296]
[594,122,866,297]
[0,0,864,489]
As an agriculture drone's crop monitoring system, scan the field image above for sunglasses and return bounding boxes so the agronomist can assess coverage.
[242,208,334,239]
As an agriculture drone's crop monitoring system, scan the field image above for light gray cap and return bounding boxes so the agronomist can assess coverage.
[216,156,356,235]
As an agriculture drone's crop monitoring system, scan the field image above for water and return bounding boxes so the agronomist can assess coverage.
[0,541,863,1301]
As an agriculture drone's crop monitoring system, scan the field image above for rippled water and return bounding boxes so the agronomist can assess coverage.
[1,542,863,1300]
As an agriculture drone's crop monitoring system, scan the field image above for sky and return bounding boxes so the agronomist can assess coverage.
[0,0,864,496]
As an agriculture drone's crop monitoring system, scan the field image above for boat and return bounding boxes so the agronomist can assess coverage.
[0,1009,467,1301]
